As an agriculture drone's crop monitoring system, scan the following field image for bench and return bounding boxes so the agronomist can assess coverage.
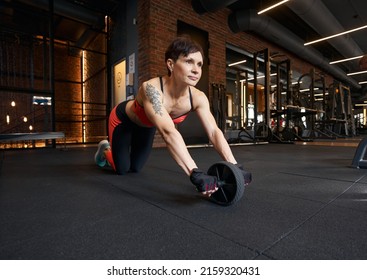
[0,132,66,149]
[351,137,367,168]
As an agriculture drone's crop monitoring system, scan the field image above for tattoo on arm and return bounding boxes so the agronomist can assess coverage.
[146,83,163,116]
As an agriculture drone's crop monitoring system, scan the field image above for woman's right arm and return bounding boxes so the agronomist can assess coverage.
[140,81,197,175]
[139,81,219,196]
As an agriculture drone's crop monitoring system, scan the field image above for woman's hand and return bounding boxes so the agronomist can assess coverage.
[190,168,219,196]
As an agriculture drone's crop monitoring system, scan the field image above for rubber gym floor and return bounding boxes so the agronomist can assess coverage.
[1,139,367,260]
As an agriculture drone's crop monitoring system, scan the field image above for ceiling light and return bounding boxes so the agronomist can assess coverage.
[359,81,367,84]
[330,55,364,65]
[258,0,290,15]
[239,73,278,82]
[304,25,367,46]
[314,93,329,96]
[299,88,319,92]
[228,60,247,67]
[347,70,367,76]
[244,73,277,81]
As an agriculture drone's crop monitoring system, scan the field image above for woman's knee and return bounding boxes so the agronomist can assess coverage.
[115,169,128,175]
[115,164,129,175]
[129,161,144,173]
[115,165,142,174]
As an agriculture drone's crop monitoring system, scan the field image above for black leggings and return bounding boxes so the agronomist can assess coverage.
[109,101,156,175]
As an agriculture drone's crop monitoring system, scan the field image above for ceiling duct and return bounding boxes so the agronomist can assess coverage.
[191,0,238,15]
[286,0,363,68]
[228,9,361,90]
[18,0,104,28]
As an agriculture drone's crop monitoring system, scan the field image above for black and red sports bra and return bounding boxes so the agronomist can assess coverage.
[131,77,193,127]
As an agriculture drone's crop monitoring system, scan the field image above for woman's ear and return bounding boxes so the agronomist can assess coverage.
[167,59,174,71]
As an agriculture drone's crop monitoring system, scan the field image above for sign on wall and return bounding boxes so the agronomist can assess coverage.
[113,59,126,106]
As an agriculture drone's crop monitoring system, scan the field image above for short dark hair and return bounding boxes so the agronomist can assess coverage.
[165,35,204,75]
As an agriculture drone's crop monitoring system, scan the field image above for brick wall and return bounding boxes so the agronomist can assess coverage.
[54,44,83,143]
[54,33,107,144]
[137,0,332,83]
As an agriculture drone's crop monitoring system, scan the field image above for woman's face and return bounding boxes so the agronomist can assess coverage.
[170,51,203,86]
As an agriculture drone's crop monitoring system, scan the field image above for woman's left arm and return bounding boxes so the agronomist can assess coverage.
[193,90,237,164]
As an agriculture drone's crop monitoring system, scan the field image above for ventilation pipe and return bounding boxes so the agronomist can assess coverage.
[18,0,104,28]
[228,9,361,90]
[286,0,363,67]
[191,0,239,15]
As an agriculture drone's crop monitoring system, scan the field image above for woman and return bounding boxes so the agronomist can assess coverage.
[95,36,251,197]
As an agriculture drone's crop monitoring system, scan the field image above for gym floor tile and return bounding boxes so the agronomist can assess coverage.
[263,205,367,259]
[1,142,367,260]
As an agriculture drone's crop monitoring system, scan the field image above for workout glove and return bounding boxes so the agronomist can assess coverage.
[236,164,252,186]
[190,168,218,195]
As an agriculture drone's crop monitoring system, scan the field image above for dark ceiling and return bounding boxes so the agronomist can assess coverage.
[1,0,367,95]
[223,0,367,94]
[0,0,119,49]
